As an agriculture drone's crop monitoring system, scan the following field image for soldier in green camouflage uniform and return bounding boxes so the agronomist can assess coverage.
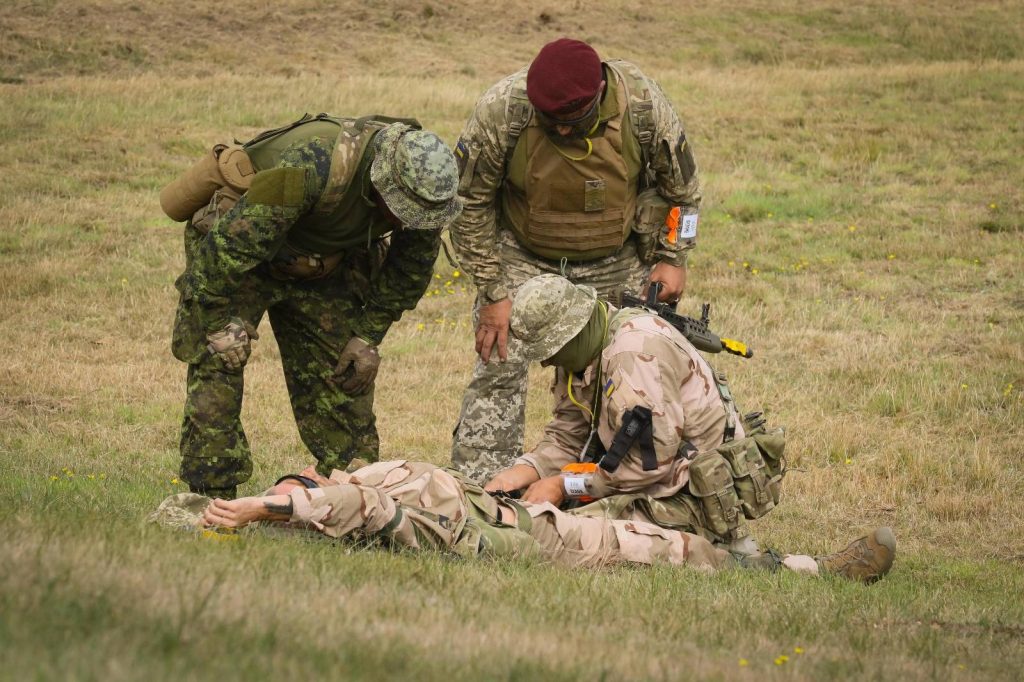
[449,39,703,481]
[169,114,461,499]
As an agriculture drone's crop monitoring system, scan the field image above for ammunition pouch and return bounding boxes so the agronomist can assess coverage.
[685,412,787,541]
[160,144,254,222]
[189,186,242,236]
[633,188,670,265]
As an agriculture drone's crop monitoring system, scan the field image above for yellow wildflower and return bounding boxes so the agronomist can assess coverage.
[794,647,804,654]
[751,268,759,275]
[738,659,749,667]
[99,473,107,480]
[887,254,896,260]
[416,323,425,331]
[989,203,997,209]
[848,225,857,232]
[50,475,58,481]
[774,655,789,666]
[171,478,179,485]
[453,270,461,278]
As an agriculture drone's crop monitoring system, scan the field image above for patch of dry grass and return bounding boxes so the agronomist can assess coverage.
[2,1,1024,679]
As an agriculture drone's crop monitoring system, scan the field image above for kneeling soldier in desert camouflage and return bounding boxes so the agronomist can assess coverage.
[161,114,461,500]
[151,460,895,581]
[478,274,894,579]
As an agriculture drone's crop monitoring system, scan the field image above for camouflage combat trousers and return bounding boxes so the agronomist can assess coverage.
[451,231,651,482]
[282,460,733,569]
[150,460,819,573]
[172,248,380,499]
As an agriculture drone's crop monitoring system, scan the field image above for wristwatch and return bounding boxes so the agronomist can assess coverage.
[479,281,509,305]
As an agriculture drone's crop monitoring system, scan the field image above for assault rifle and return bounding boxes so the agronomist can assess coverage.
[618,282,753,359]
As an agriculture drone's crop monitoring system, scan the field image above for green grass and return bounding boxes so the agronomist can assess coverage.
[2,0,1024,679]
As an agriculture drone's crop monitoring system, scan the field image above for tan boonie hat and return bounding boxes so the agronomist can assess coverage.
[370,125,462,231]
[147,492,211,529]
[509,274,597,361]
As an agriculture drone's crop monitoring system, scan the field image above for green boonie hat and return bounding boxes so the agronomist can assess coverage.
[509,274,597,362]
[371,125,463,231]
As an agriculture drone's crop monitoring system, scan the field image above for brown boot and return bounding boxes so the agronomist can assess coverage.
[817,527,896,583]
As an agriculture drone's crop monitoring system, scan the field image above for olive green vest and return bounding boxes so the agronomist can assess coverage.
[243,114,415,256]
[502,66,643,261]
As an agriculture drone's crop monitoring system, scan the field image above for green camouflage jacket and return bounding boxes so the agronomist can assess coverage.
[184,133,440,345]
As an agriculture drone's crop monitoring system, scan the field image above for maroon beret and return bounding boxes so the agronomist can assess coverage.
[526,38,603,115]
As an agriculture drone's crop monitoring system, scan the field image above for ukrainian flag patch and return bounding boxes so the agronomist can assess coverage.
[604,378,616,398]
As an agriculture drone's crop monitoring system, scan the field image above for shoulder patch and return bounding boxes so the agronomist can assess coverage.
[246,167,307,207]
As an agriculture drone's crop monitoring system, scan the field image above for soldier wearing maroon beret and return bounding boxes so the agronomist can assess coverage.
[449,38,703,481]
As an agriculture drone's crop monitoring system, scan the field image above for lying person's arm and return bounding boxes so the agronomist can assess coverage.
[202,495,293,528]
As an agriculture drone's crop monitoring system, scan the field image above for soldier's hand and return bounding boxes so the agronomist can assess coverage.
[647,262,687,304]
[476,298,512,363]
[484,464,541,493]
[206,317,259,370]
[522,475,566,506]
[332,336,381,395]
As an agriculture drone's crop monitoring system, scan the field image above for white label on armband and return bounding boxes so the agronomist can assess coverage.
[563,475,590,498]
[681,213,698,239]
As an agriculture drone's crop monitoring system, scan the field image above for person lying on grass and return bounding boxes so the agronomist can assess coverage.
[151,459,895,582]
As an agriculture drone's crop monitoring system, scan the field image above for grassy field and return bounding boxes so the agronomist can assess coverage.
[2,0,1023,679]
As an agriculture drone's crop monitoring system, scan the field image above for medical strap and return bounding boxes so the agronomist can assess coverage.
[599,405,657,473]
[272,474,320,489]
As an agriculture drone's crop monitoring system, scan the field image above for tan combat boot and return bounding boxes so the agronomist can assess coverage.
[817,527,896,583]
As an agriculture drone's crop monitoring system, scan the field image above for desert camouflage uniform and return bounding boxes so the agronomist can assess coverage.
[150,460,820,573]
[519,307,744,498]
[451,59,702,480]
[172,121,444,498]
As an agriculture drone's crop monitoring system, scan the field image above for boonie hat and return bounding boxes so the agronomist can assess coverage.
[509,274,598,361]
[371,125,462,230]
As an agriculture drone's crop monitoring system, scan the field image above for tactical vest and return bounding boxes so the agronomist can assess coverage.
[500,61,654,261]
[243,113,420,256]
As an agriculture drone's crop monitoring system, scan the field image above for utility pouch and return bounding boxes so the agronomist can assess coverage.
[190,186,242,235]
[687,449,741,539]
[715,437,778,519]
[742,410,787,507]
[753,426,786,499]
[633,188,671,265]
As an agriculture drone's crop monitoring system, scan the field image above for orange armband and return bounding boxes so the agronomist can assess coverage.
[561,462,598,502]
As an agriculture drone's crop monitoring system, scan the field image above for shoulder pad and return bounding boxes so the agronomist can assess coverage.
[247,167,307,207]
[504,68,532,153]
[605,59,655,159]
